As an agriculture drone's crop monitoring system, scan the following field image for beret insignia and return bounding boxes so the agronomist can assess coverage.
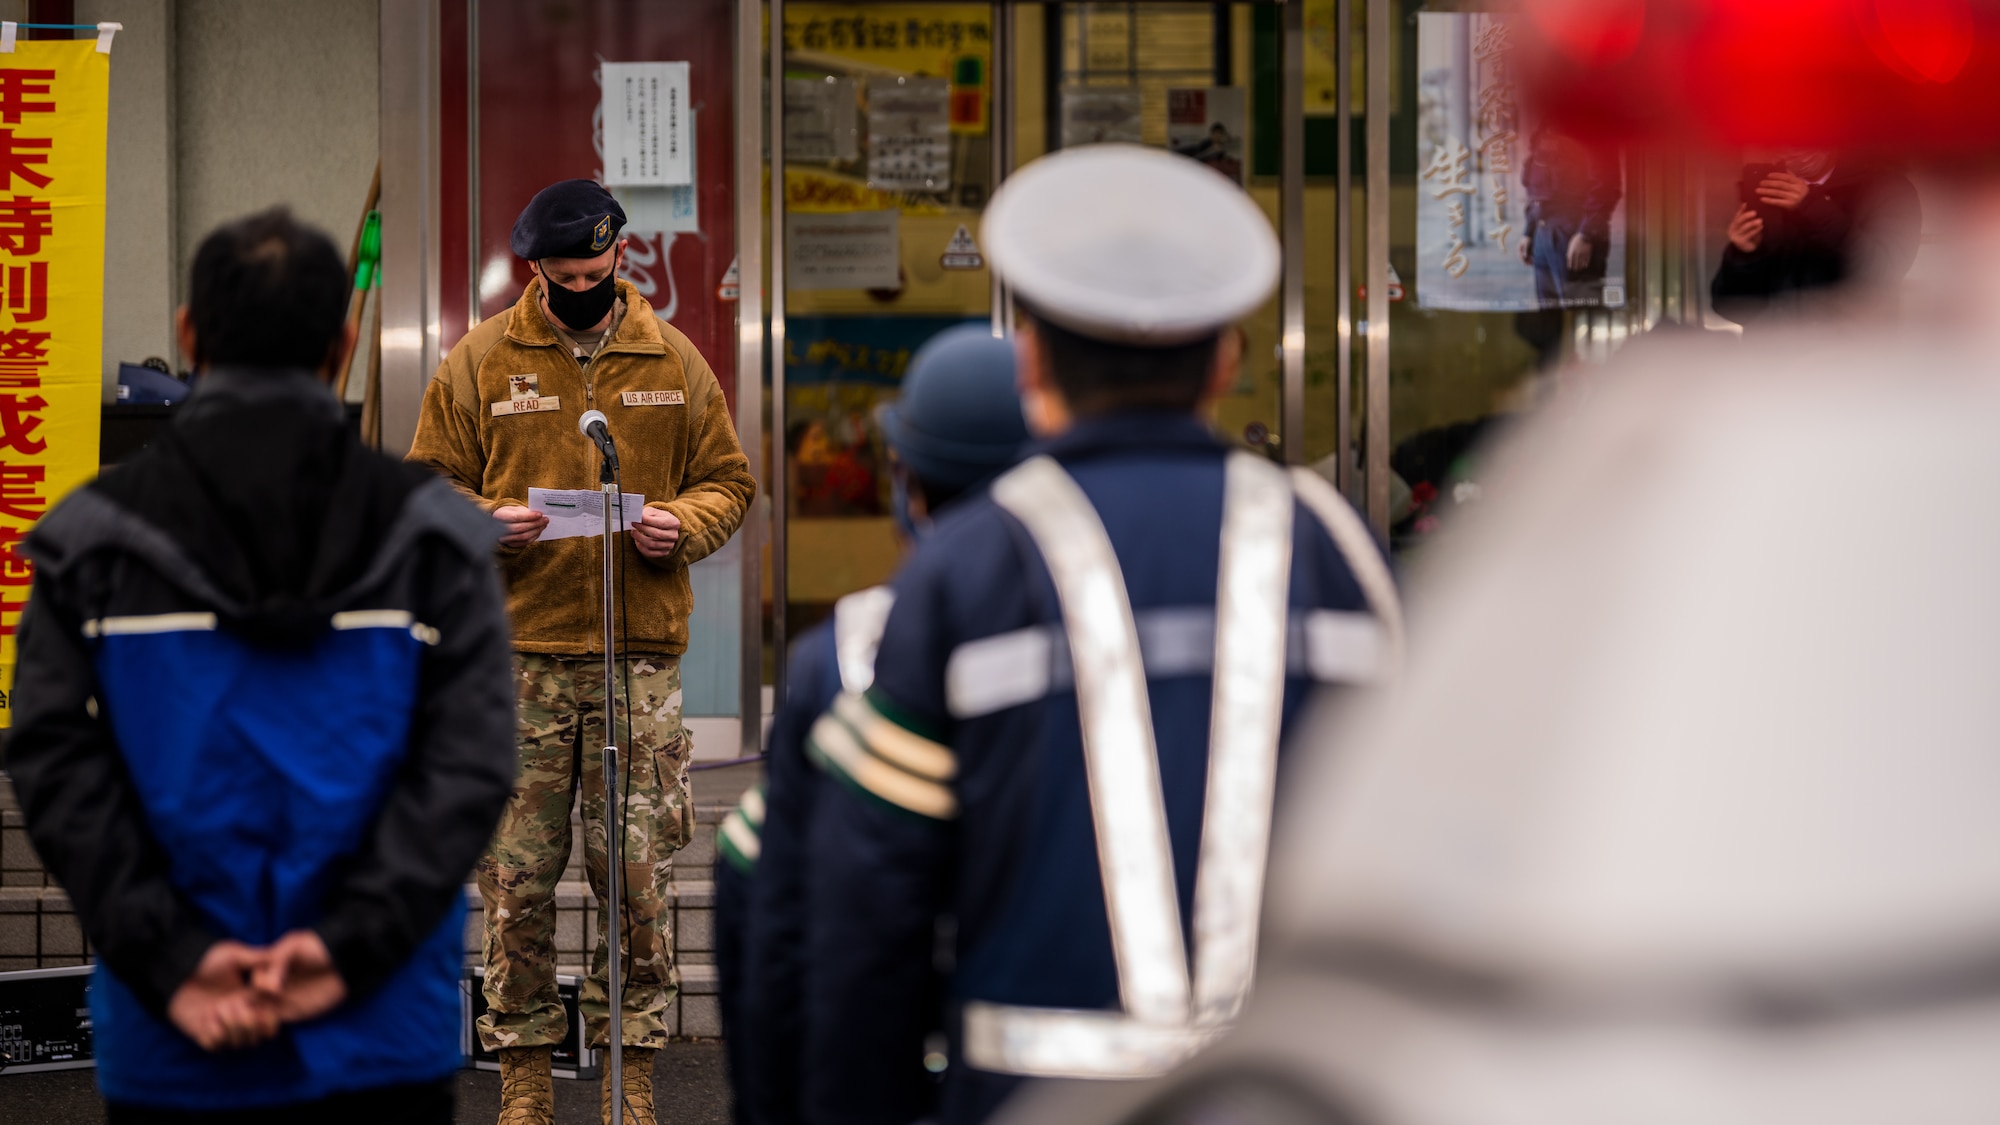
[591,215,614,253]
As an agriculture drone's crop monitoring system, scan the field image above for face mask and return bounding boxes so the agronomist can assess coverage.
[540,256,620,332]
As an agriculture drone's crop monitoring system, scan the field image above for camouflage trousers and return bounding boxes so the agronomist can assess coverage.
[476,653,695,1051]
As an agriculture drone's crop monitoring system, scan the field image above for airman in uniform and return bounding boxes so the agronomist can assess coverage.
[408,179,756,1125]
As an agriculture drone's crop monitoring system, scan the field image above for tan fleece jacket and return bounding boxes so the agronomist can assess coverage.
[408,279,756,656]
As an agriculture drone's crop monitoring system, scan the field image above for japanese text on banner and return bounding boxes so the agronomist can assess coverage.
[0,41,109,726]
[1414,12,1625,311]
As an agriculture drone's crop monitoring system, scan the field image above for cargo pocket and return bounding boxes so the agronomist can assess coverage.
[653,729,695,852]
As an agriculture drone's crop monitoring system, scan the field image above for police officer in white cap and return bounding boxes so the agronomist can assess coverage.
[799,144,1403,1125]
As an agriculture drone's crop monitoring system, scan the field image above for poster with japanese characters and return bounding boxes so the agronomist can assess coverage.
[865,76,951,193]
[600,61,692,187]
[0,42,107,724]
[1415,13,1625,312]
[786,75,860,164]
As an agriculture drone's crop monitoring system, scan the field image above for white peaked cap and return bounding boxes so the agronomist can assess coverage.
[984,144,1279,345]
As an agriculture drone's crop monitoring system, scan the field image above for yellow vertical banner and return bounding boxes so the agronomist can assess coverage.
[0,41,109,726]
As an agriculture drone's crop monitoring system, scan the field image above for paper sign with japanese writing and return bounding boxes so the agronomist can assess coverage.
[0,42,108,726]
[865,76,951,193]
[601,61,692,187]
[1414,13,1626,312]
[786,75,860,164]
[788,210,901,291]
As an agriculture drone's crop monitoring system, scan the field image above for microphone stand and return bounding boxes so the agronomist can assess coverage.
[597,444,627,1121]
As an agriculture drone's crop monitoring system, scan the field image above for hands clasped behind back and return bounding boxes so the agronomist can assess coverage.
[167,931,350,1052]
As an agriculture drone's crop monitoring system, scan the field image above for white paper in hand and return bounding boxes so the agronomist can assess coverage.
[529,487,647,542]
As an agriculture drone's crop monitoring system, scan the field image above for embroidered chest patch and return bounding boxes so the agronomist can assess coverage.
[621,390,685,407]
[493,373,560,415]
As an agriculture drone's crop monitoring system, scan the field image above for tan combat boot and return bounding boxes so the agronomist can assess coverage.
[497,1046,555,1125]
[601,1046,659,1124]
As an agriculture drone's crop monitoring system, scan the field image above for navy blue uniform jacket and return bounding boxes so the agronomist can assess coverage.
[717,620,840,1125]
[803,414,1382,1125]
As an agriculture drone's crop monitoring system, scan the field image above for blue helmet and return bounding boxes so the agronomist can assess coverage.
[878,325,1030,491]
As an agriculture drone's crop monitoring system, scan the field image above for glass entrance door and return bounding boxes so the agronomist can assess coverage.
[765,2,1289,696]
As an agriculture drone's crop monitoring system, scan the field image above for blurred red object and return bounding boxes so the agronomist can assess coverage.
[1517,0,2000,151]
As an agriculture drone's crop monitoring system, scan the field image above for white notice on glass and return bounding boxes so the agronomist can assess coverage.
[786,76,860,164]
[529,487,647,542]
[866,76,951,192]
[601,61,692,187]
[788,210,901,291]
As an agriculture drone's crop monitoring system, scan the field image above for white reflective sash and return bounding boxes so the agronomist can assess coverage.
[991,456,1191,1026]
[832,585,895,694]
[1290,468,1405,670]
[961,1001,1221,1080]
[1192,453,1293,1024]
[972,455,1389,1079]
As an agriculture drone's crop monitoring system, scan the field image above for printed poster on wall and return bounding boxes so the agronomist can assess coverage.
[600,61,692,187]
[1167,87,1246,185]
[0,41,108,725]
[1414,13,1626,312]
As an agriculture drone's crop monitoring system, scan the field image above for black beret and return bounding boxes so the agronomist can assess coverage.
[511,179,627,261]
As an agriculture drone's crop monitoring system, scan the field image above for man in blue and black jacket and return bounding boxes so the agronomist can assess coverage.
[5,208,517,1123]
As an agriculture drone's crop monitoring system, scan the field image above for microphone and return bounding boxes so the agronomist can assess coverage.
[578,409,618,470]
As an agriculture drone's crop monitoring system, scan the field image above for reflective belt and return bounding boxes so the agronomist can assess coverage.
[977,452,1304,1078]
[960,1001,1225,1082]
